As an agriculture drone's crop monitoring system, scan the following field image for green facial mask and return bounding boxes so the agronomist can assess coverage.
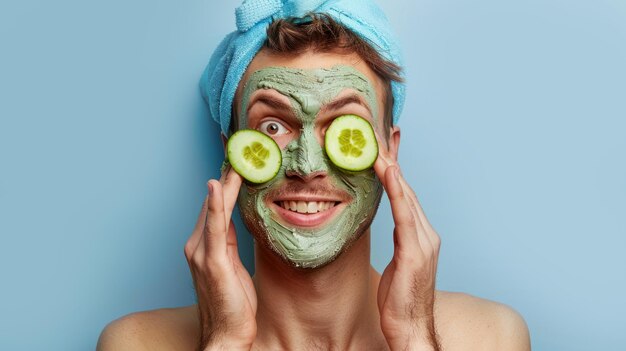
[237,65,384,268]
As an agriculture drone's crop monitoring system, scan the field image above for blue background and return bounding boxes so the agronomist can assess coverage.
[1,0,625,350]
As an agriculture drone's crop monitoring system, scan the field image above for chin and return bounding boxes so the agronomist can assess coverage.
[238,171,384,270]
[242,196,380,270]
[257,225,369,270]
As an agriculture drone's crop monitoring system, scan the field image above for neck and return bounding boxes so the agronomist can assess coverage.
[252,229,386,351]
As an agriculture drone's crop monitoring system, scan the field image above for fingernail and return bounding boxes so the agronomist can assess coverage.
[393,167,400,180]
[207,181,213,196]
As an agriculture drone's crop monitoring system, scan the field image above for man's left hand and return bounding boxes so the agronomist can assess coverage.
[373,138,442,351]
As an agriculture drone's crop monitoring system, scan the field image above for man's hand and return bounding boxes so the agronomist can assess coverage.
[373,139,442,351]
[184,166,257,351]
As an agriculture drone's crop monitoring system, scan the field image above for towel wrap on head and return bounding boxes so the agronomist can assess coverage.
[200,0,405,135]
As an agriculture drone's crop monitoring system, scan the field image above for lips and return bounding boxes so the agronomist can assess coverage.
[278,200,338,214]
[268,189,348,228]
[272,200,344,228]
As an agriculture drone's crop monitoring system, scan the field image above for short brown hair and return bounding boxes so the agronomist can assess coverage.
[264,13,403,133]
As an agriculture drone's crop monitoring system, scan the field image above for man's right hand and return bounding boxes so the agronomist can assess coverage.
[184,166,257,351]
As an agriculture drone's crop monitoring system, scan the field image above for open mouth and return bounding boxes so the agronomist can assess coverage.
[276,200,339,214]
[271,199,345,228]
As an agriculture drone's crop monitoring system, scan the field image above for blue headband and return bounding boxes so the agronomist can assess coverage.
[200,0,405,135]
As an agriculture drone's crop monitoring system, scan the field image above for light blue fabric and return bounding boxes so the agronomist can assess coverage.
[200,0,405,135]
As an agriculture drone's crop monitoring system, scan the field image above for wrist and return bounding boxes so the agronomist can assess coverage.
[202,341,251,351]
[200,333,253,351]
[384,319,440,351]
[202,345,250,351]
[387,338,438,351]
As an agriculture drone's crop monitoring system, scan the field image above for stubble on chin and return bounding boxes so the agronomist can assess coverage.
[238,178,384,270]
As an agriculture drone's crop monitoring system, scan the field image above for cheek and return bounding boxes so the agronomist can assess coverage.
[272,134,296,149]
[237,186,256,218]
[237,169,287,219]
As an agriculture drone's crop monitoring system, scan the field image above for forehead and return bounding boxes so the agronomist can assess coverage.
[243,66,376,114]
[234,49,385,116]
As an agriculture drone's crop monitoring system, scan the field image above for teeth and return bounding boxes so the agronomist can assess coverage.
[296,201,307,213]
[280,201,337,214]
[307,202,318,213]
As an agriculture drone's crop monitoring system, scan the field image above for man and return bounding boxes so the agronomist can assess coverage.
[98,1,530,350]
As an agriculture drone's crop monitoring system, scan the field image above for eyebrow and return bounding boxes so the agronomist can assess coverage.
[246,92,371,118]
[247,94,293,115]
[320,94,372,115]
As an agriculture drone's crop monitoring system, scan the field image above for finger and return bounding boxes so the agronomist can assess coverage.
[372,127,398,164]
[390,167,433,233]
[373,136,439,255]
[373,155,390,187]
[396,174,427,229]
[194,194,210,232]
[392,171,433,251]
[226,219,243,265]
[191,227,206,267]
[204,179,227,259]
[184,192,209,260]
[384,166,420,251]
[380,161,423,233]
[372,128,399,186]
[220,165,243,224]
[395,172,440,251]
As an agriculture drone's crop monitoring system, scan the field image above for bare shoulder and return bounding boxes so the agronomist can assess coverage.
[96,305,199,351]
[434,290,531,351]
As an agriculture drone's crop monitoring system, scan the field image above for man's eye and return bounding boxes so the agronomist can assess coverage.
[258,120,290,136]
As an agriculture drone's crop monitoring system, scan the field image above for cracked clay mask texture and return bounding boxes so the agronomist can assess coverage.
[237,66,384,268]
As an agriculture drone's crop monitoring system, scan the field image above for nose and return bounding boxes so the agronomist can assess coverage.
[285,169,326,182]
[284,126,328,181]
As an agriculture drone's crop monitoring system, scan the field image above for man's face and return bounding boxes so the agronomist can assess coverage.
[232,50,389,269]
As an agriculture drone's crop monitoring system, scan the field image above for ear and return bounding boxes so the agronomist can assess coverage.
[221,133,228,158]
[388,125,401,162]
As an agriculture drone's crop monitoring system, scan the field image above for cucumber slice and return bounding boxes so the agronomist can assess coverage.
[324,115,378,171]
[227,129,282,183]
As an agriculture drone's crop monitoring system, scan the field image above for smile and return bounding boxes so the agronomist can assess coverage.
[277,200,338,214]
[271,197,346,228]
